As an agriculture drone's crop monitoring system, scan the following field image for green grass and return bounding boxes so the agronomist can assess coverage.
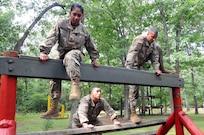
[16,111,204,135]
[16,113,69,133]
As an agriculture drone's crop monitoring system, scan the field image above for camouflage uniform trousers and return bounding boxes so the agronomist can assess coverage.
[50,50,84,100]
[128,85,140,108]
[126,65,144,109]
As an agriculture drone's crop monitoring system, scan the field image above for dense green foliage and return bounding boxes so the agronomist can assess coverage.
[0,0,204,113]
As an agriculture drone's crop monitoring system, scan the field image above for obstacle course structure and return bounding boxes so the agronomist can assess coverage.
[0,51,203,135]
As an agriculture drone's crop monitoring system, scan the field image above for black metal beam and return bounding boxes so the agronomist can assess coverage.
[0,55,184,88]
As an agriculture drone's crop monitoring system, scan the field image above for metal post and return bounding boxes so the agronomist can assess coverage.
[156,112,175,135]
[178,111,204,135]
[0,51,18,135]
[124,85,129,120]
[157,87,184,135]
[172,87,184,135]
[120,97,123,117]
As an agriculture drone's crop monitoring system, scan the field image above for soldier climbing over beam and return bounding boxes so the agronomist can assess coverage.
[125,28,176,124]
[39,3,100,119]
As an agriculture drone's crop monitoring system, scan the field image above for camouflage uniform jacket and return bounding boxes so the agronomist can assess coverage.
[125,34,160,70]
[73,95,117,124]
[39,18,99,61]
[155,44,176,74]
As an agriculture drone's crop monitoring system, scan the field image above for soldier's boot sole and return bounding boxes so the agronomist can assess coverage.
[40,113,60,119]
[130,115,142,124]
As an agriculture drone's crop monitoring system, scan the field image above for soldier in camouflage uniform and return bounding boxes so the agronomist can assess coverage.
[39,3,99,119]
[72,86,120,132]
[125,28,162,123]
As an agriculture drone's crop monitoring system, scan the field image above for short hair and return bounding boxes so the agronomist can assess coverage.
[90,86,100,93]
[70,3,84,14]
[148,28,158,35]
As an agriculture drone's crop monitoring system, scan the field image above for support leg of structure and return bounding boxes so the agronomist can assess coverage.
[0,51,18,135]
[172,87,184,135]
[157,87,185,135]
[178,111,204,135]
[156,112,174,135]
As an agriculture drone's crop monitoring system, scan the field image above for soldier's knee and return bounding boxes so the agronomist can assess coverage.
[51,91,61,99]
[50,80,61,91]
[63,55,79,66]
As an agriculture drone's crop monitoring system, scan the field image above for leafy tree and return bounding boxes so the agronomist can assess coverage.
[0,11,19,53]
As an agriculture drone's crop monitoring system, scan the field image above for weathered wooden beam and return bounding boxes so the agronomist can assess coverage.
[0,55,184,88]
[17,119,166,135]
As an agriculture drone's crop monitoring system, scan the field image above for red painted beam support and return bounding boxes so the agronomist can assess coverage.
[0,51,18,135]
[157,87,184,135]
[172,87,184,135]
[178,111,204,135]
[156,111,174,134]
[157,87,204,135]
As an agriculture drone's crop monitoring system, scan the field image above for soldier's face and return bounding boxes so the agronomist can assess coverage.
[70,7,83,26]
[91,88,101,102]
[146,32,158,43]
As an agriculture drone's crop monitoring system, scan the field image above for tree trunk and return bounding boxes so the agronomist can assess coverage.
[124,85,129,120]
[156,1,174,112]
[191,66,199,114]
[175,11,184,73]
[68,99,79,128]
[203,90,204,109]
[169,89,174,112]
[156,0,170,60]
[108,84,112,104]
[184,88,190,111]
[141,86,145,116]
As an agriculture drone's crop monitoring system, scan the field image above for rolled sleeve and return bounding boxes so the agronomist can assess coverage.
[39,24,59,54]
[85,34,99,62]
[125,39,143,68]
[78,98,89,124]
[151,48,160,71]
[102,98,117,121]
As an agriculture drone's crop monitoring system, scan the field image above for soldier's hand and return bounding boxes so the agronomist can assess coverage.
[113,119,121,127]
[87,124,94,130]
[155,70,162,76]
[92,60,99,69]
[83,123,94,130]
[39,53,49,63]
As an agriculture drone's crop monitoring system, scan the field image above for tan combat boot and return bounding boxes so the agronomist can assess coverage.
[69,80,80,100]
[41,100,59,119]
[130,107,142,124]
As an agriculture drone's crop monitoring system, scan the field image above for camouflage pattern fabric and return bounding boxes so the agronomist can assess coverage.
[125,34,160,108]
[72,95,117,128]
[39,19,99,100]
[156,44,176,74]
[125,34,160,70]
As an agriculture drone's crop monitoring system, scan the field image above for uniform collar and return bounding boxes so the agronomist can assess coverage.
[67,18,83,33]
[144,37,155,48]
[90,95,100,107]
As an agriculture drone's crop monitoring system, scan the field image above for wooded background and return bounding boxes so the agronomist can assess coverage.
[0,0,204,115]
